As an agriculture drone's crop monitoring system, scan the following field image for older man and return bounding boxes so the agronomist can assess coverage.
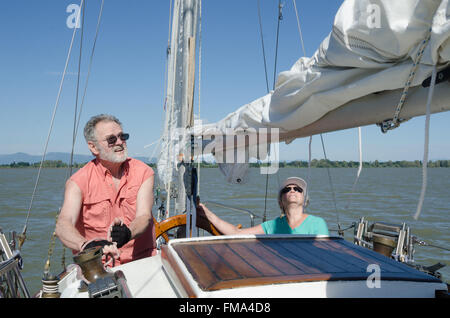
[56,114,156,266]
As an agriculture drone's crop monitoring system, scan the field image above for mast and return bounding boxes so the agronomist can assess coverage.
[158,0,200,232]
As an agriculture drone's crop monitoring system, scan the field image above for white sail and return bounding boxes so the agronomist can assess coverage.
[197,0,450,143]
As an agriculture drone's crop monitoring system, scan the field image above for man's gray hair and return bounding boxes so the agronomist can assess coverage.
[84,114,122,142]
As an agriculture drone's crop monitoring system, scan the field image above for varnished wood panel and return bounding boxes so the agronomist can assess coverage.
[165,237,441,292]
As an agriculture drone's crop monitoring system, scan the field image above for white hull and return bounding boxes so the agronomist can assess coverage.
[58,235,448,298]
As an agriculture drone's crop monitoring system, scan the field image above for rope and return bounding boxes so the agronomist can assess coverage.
[414,65,437,220]
[344,127,363,212]
[329,223,355,234]
[19,0,85,250]
[320,134,340,229]
[305,136,312,208]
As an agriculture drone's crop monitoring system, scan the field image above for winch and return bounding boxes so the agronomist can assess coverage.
[73,246,132,298]
[354,217,413,261]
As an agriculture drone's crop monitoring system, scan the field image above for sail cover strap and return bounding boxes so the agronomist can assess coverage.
[414,65,437,220]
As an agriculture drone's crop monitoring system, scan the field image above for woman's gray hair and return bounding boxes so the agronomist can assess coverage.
[84,114,122,142]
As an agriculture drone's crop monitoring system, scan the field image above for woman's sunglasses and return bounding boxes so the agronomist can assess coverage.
[105,133,129,146]
[281,186,303,194]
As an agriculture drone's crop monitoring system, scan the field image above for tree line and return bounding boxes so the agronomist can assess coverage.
[2,159,450,169]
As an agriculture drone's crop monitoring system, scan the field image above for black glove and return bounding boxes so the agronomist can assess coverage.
[111,224,132,248]
[83,239,113,250]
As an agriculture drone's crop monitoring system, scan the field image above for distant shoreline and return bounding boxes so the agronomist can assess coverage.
[2,159,450,168]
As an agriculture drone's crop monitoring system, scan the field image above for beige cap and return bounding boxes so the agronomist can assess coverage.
[279,177,307,193]
[278,177,307,210]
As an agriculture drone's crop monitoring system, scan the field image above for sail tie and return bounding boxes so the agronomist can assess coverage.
[344,127,363,215]
[414,65,437,220]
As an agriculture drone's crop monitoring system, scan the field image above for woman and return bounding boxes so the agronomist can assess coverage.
[197,176,329,235]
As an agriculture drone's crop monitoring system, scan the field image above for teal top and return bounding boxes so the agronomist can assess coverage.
[261,215,329,235]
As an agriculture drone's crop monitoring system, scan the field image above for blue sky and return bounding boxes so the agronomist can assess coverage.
[1,0,449,162]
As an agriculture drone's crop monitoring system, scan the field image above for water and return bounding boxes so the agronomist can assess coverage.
[1,167,449,295]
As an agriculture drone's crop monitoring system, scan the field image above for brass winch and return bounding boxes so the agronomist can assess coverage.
[372,233,398,257]
[73,246,112,283]
[73,246,132,298]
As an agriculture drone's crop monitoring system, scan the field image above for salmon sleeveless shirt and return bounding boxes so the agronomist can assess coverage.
[70,158,156,265]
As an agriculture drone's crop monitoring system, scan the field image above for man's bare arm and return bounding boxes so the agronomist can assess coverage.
[55,180,86,251]
[129,175,154,239]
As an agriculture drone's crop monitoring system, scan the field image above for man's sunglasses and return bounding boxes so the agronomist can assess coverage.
[281,186,303,194]
[105,133,129,146]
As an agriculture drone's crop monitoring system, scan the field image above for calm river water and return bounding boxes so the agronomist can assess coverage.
[1,167,449,295]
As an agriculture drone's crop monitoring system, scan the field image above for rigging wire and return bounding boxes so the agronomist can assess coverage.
[69,1,86,177]
[197,0,202,196]
[272,0,283,90]
[73,0,105,142]
[163,0,174,111]
[256,0,270,94]
[56,0,86,273]
[19,0,85,250]
[258,0,283,222]
[292,0,311,209]
[44,0,105,275]
[292,0,306,57]
[292,0,345,231]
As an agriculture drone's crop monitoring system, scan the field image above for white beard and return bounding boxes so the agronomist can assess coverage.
[98,144,128,163]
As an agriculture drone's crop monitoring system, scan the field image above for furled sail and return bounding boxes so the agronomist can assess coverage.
[197,0,450,143]
[158,0,200,215]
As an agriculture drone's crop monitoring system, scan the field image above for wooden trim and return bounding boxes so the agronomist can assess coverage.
[161,244,197,298]
[154,214,222,240]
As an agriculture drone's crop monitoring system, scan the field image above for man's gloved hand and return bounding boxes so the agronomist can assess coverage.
[111,224,132,248]
[83,239,113,250]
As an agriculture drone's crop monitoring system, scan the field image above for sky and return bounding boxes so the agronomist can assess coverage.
[1,0,449,162]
